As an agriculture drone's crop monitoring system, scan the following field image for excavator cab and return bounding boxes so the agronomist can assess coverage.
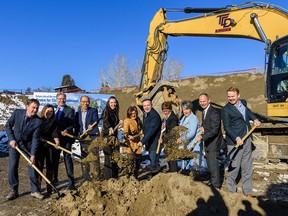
[266,35,288,116]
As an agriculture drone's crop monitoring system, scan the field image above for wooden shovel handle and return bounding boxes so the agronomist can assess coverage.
[41,138,73,155]
[15,146,51,184]
[235,125,257,148]
[156,127,166,154]
[64,132,76,139]
[79,120,99,139]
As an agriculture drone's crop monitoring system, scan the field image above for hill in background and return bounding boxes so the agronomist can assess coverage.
[0,72,265,129]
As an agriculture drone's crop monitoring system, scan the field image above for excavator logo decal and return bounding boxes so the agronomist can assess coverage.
[215,13,232,33]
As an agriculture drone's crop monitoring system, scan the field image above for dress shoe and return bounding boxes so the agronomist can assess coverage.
[52,178,59,185]
[68,184,77,190]
[6,190,19,200]
[31,192,44,200]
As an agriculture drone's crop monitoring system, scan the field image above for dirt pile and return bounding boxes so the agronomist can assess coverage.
[55,173,267,216]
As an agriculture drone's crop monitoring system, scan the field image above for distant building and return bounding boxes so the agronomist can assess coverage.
[54,85,85,93]
[0,90,23,95]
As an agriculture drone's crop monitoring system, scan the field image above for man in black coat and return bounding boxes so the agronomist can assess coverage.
[138,99,162,170]
[196,93,222,188]
[221,87,261,197]
[5,99,44,200]
[53,92,76,190]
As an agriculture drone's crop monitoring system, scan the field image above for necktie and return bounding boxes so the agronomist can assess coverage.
[202,110,205,121]
[56,107,61,121]
[25,116,31,125]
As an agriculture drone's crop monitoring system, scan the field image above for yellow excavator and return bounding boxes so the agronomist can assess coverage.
[135,2,288,162]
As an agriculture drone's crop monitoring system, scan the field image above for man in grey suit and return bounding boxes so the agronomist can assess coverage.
[5,99,44,200]
[196,93,222,188]
[221,87,261,197]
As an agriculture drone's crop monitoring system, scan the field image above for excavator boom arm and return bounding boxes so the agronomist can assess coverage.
[138,2,288,95]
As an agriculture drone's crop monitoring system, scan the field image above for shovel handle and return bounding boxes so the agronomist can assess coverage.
[79,119,99,139]
[235,125,257,148]
[41,138,83,159]
[156,127,166,154]
[114,120,123,132]
[15,146,52,184]
[15,146,62,197]
[63,132,78,140]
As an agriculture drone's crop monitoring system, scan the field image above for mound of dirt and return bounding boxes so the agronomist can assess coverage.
[55,173,266,216]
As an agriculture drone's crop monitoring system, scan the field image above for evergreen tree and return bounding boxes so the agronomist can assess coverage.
[61,74,75,86]
[25,87,32,94]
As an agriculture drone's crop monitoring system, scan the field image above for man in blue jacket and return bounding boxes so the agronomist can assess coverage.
[138,99,161,171]
[221,87,261,197]
[75,95,100,180]
[5,99,44,200]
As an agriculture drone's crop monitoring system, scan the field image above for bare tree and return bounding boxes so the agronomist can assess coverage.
[100,54,132,88]
[100,54,183,88]
[33,86,53,92]
[162,57,183,81]
[130,59,143,86]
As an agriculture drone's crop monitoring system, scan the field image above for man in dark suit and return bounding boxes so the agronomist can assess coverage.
[53,92,76,190]
[75,95,100,180]
[196,93,222,188]
[5,99,44,200]
[138,99,162,171]
[221,87,261,197]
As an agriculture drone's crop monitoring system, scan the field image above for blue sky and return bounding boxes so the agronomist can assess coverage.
[0,0,287,92]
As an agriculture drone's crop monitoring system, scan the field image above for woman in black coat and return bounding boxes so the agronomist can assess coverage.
[101,96,120,179]
[38,104,60,195]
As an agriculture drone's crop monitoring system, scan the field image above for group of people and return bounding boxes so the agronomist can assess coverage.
[5,86,261,201]
[5,93,102,200]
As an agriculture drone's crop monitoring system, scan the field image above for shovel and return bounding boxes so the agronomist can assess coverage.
[218,125,257,164]
[63,132,80,141]
[41,138,85,160]
[15,146,64,198]
[79,118,101,139]
[156,126,166,154]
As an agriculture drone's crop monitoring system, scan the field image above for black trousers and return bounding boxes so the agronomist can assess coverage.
[168,160,178,172]
[8,146,40,192]
[205,150,221,187]
[103,145,119,180]
[37,144,54,172]
[53,141,74,186]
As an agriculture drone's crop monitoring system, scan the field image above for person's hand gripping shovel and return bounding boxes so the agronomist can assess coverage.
[217,125,257,164]
[156,122,166,154]
[41,138,85,160]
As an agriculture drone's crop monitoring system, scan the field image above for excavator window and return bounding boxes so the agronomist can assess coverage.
[272,45,288,75]
[271,45,288,93]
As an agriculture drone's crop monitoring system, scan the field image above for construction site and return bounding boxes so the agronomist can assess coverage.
[1,2,288,215]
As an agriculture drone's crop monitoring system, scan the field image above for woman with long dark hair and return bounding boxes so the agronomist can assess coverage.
[102,96,120,179]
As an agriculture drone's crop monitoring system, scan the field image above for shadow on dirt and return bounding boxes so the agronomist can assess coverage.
[257,182,288,216]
